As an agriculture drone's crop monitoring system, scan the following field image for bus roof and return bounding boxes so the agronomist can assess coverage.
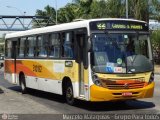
[5,18,146,39]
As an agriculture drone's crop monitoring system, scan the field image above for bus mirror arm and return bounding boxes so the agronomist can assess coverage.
[87,36,92,52]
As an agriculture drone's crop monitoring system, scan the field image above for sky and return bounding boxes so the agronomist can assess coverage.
[0,0,73,37]
[0,0,73,16]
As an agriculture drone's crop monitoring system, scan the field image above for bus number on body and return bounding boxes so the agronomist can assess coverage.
[33,65,42,72]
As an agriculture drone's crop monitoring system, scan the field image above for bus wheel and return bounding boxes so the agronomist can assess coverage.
[20,74,27,94]
[65,82,75,105]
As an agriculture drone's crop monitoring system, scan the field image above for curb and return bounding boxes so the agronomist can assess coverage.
[154,73,160,75]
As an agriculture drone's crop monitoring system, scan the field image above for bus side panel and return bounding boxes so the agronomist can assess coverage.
[16,59,90,98]
[61,61,79,98]
[16,59,63,95]
[60,60,90,100]
[4,59,17,84]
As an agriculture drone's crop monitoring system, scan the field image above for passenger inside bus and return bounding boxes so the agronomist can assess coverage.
[49,45,60,58]
[63,41,73,58]
[126,37,135,56]
[63,32,74,58]
[38,47,47,57]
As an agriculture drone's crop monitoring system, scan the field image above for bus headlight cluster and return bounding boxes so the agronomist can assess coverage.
[149,73,154,84]
[92,72,101,86]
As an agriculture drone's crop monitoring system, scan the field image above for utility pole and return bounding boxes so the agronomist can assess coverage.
[126,0,128,19]
[55,0,57,24]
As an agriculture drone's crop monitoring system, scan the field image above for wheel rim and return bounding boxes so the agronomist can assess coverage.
[21,81,25,90]
[66,87,73,101]
[20,75,25,91]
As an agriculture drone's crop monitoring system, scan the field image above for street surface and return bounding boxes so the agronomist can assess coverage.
[0,68,160,119]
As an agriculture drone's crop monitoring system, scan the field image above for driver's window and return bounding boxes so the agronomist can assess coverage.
[137,35,149,58]
[126,36,136,56]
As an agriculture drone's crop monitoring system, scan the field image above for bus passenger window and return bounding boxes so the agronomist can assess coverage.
[63,32,74,58]
[48,33,60,58]
[5,40,12,58]
[37,36,47,57]
[19,38,26,57]
[27,37,36,57]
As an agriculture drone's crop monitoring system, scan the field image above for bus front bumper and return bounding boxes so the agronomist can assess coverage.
[90,82,154,102]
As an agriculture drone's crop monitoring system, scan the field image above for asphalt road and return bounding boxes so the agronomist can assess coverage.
[0,69,160,115]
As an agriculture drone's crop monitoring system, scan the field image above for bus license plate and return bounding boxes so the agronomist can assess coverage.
[122,92,132,96]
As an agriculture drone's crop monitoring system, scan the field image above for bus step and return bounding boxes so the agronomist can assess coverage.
[79,95,85,99]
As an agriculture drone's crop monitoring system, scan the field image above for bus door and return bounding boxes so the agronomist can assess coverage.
[11,40,18,83]
[76,34,85,96]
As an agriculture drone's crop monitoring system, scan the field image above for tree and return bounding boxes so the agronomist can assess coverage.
[89,0,108,18]
[150,0,160,21]
[73,0,93,19]
[128,0,149,21]
[151,30,160,64]
[35,5,56,27]
[58,3,78,23]
[35,0,160,24]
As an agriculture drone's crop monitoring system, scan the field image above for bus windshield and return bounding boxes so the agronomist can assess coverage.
[91,33,153,74]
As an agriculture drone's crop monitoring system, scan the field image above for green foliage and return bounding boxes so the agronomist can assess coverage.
[151,30,160,64]
[128,0,149,21]
[73,0,93,19]
[89,0,108,18]
[151,0,160,20]
[35,0,160,24]
[105,0,125,18]
[58,3,78,23]
[34,5,56,27]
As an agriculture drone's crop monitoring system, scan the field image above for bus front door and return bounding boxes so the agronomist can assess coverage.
[12,41,17,84]
[76,34,85,96]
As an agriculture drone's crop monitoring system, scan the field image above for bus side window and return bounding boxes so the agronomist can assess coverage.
[5,40,12,58]
[19,38,25,57]
[48,33,60,58]
[37,35,47,57]
[62,32,74,58]
[5,41,8,57]
[25,39,29,57]
[27,37,36,57]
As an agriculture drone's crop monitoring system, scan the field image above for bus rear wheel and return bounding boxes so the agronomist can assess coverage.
[65,82,75,105]
[20,74,27,94]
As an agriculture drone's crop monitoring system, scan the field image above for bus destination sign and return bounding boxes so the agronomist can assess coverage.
[90,20,148,31]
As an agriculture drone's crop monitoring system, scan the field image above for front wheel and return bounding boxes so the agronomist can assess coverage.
[65,82,75,105]
[20,74,27,94]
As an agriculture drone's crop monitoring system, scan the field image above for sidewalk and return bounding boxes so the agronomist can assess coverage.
[155,65,160,74]
[0,86,59,114]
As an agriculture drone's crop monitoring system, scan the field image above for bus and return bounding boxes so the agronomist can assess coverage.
[4,18,154,105]
[0,43,4,68]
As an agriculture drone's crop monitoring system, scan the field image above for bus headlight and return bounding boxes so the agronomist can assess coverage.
[149,73,154,84]
[92,72,101,86]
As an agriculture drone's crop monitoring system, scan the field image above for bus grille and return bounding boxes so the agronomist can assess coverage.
[101,79,146,90]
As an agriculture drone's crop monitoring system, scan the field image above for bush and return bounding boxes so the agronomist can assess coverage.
[150,30,160,64]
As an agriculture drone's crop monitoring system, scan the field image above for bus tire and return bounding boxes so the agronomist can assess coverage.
[65,82,75,105]
[19,74,27,94]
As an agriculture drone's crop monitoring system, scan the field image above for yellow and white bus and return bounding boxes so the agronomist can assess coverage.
[4,18,154,105]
